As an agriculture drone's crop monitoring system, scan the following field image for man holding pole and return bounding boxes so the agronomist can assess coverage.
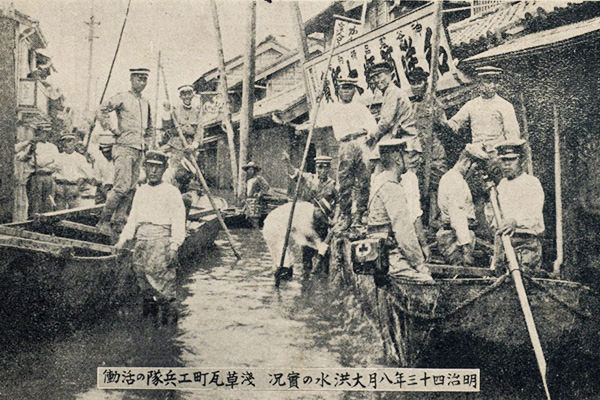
[492,139,545,272]
[161,84,204,164]
[96,67,154,236]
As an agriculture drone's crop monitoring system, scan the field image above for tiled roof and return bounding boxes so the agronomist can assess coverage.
[448,0,585,48]
[463,14,600,63]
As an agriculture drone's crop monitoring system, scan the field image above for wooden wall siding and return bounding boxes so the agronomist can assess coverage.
[266,63,303,96]
[255,48,284,72]
[216,136,234,190]
[0,17,17,222]
[247,126,293,190]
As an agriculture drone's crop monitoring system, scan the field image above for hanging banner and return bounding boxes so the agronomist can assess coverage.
[333,15,364,47]
[304,3,461,106]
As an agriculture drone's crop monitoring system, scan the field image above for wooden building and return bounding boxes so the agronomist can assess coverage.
[193,36,323,191]
[0,6,64,222]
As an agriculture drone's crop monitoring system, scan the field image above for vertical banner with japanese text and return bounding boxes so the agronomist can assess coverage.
[305,3,460,106]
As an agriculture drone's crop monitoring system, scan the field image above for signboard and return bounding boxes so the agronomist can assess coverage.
[304,3,460,106]
[333,16,364,47]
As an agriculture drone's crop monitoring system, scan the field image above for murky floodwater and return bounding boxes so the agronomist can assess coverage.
[2,228,597,400]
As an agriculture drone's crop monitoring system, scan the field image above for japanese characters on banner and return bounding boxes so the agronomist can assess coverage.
[333,16,364,47]
[304,3,460,106]
[99,367,480,392]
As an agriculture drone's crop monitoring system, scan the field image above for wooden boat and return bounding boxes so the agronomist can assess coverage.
[329,238,600,370]
[0,204,220,344]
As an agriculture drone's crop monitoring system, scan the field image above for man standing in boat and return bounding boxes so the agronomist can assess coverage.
[368,138,432,281]
[97,67,154,236]
[437,144,488,266]
[492,139,545,272]
[314,77,378,231]
[160,84,204,164]
[116,150,186,325]
[438,66,520,153]
[282,152,337,274]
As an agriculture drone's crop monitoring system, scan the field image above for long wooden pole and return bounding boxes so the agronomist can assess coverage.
[84,0,132,153]
[160,64,242,260]
[424,0,443,225]
[488,184,551,400]
[276,36,338,286]
[289,2,312,105]
[209,0,238,198]
[152,50,161,149]
[552,104,563,275]
[238,0,257,204]
[519,92,534,174]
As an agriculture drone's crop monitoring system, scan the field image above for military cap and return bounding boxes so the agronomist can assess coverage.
[129,67,150,76]
[315,155,333,165]
[242,161,261,171]
[495,138,526,159]
[464,143,489,160]
[370,62,393,76]
[144,150,168,165]
[59,132,77,141]
[338,77,364,94]
[377,137,408,153]
[178,85,194,94]
[475,65,503,79]
[36,122,52,131]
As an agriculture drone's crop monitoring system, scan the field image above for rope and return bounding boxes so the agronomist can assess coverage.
[524,276,593,319]
[383,274,510,321]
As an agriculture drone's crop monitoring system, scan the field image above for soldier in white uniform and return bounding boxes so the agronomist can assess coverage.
[314,77,378,229]
[493,139,545,272]
[116,150,186,324]
[440,66,521,151]
[367,138,432,281]
[54,133,96,210]
[437,144,488,266]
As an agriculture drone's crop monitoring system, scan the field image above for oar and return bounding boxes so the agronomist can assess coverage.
[160,63,242,260]
[487,182,551,400]
[275,34,338,287]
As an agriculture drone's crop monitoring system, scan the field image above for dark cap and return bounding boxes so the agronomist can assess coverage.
[370,62,393,76]
[178,84,194,94]
[495,138,526,159]
[377,137,408,153]
[338,77,364,95]
[129,67,150,76]
[145,150,168,165]
[242,161,261,171]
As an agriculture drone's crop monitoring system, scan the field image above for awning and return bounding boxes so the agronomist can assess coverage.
[462,15,600,65]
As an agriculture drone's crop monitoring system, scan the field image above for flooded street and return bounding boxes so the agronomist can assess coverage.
[3,227,595,400]
[2,228,384,400]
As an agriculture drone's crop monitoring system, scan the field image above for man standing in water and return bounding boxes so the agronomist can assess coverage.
[97,67,154,237]
[116,150,186,325]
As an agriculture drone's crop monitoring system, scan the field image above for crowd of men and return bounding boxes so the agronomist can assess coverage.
[13,60,548,320]
[274,62,546,282]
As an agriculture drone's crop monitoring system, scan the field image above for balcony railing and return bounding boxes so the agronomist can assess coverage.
[18,78,49,115]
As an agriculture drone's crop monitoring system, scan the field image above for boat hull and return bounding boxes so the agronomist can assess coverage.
[330,238,600,368]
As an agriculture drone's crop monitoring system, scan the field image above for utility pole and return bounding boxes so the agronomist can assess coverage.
[84,0,100,113]
[238,0,257,203]
[209,0,238,198]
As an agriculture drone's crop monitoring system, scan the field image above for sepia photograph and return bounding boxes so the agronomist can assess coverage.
[0,0,599,399]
